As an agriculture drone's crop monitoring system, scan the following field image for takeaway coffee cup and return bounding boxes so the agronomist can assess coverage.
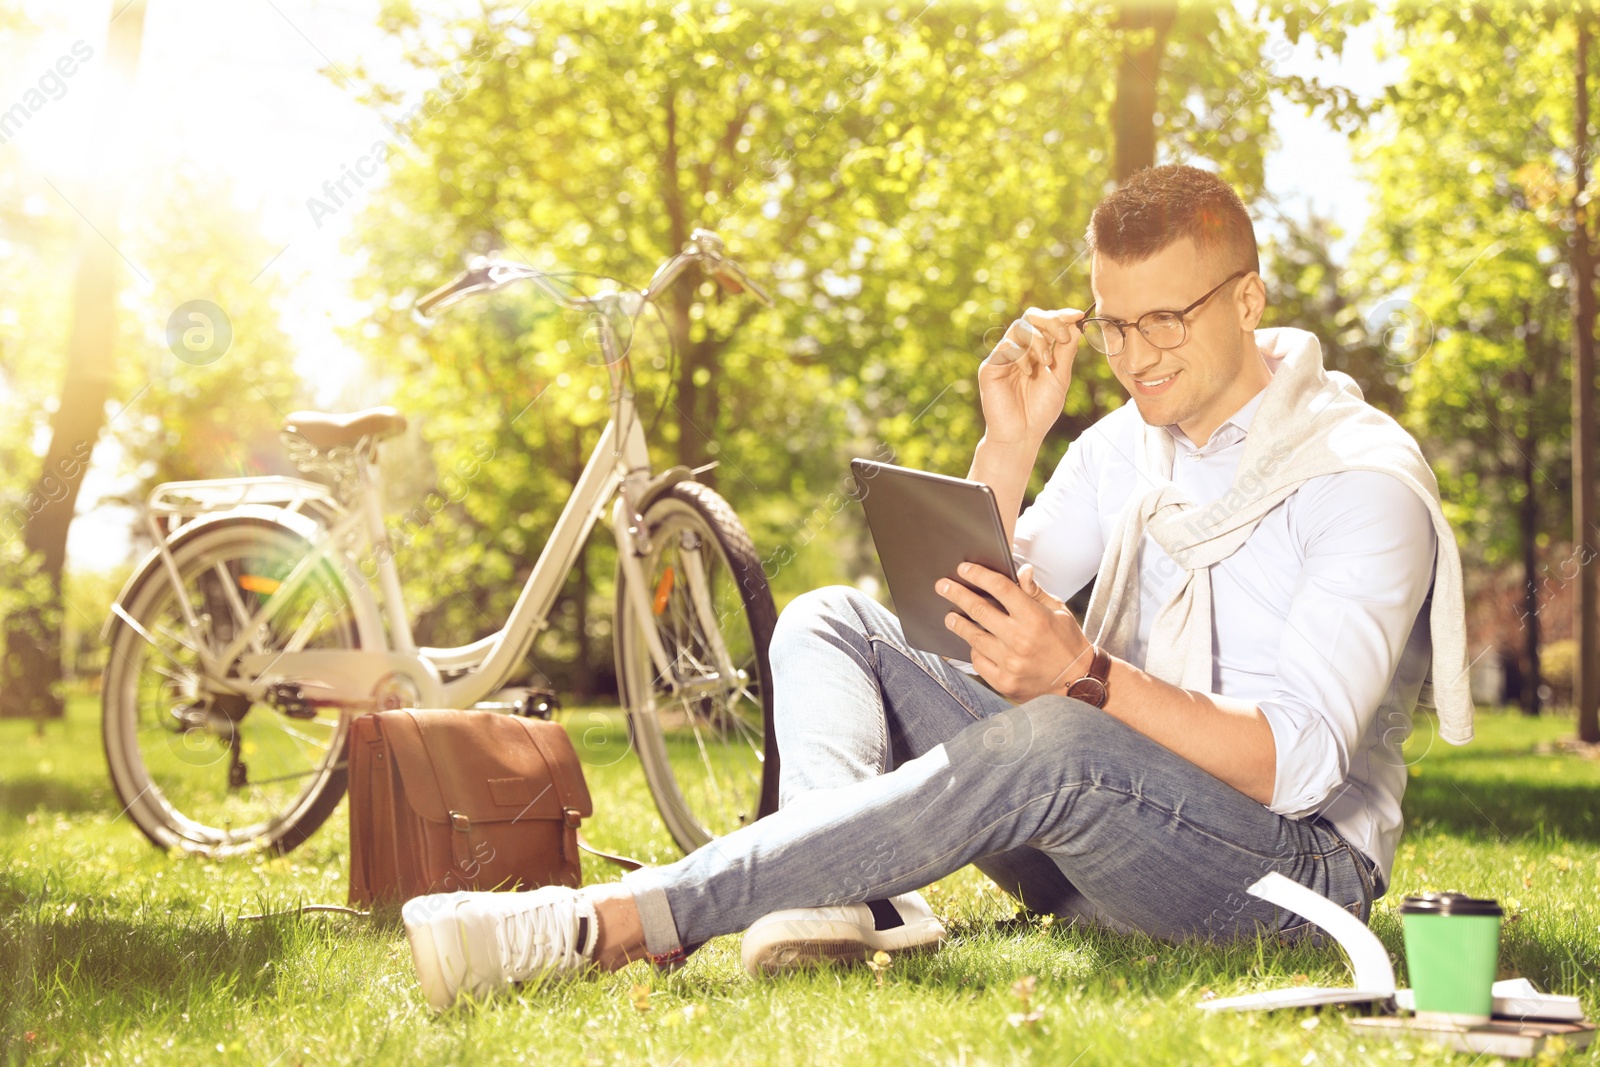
[1399,892,1504,1026]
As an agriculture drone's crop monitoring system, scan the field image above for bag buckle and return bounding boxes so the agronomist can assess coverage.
[449,811,471,832]
[563,807,582,828]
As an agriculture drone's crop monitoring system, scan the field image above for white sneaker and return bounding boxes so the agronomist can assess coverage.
[402,886,598,1011]
[741,891,946,977]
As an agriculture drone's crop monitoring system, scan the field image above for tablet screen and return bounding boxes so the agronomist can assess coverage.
[851,458,1019,662]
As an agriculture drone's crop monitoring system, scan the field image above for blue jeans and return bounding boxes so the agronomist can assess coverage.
[622,586,1378,959]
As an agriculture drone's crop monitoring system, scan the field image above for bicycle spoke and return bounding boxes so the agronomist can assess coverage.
[213,562,268,656]
[149,661,197,688]
[680,699,726,811]
[154,620,208,661]
[721,696,765,753]
[262,716,335,753]
[281,599,330,653]
[243,767,323,787]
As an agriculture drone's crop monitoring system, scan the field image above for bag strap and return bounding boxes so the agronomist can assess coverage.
[240,904,371,921]
[576,831,645,872]
[516,718,643,870]
[517,718,595,818]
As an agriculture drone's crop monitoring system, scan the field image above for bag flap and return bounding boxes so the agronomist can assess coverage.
[378,709,592,825]
[519,718,593,819]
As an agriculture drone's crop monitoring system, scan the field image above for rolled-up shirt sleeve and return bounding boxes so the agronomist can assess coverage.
[1257,470,1437,817]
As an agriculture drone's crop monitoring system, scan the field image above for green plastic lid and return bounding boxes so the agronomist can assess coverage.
[1399,891,1503,917]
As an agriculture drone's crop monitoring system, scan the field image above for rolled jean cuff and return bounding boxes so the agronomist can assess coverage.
[619,867,684,961]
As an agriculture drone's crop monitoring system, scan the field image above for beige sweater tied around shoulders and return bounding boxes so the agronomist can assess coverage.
[1079,326,1474,746]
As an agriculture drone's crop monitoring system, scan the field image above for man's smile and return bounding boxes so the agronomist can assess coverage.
[1133,369,1181,396]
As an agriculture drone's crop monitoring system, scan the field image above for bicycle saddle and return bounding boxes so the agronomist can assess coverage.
[282,406,407,450]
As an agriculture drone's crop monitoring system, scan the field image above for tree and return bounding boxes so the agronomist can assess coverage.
[1,0,147,720]
[345,1,1131,682]
[1359,0,1583,722]
[0,12,78,703]
[1,49,306,715]
[1573,9,1599,741]
[1113,0,1179,183]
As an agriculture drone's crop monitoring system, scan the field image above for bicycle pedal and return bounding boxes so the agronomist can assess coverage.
[514,688,561,720]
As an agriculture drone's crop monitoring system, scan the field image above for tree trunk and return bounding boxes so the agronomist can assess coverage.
[1519,306,1542,717]
[673,336,722,492]
[0,0,148,721]
[1520,426,1542,717]
[658,86,728,492]
[1113,0,1178,184]
[1573,15,1600,743]
[657,87,707,488]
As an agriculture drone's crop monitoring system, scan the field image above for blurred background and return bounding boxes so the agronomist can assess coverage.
[1,0,1593,735]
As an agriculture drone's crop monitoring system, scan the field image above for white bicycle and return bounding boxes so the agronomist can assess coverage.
[101,229,780,857]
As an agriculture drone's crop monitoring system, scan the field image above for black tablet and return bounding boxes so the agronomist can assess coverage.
[851,458,1020,661]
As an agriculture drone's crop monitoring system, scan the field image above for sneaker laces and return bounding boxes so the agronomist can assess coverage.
[493,891,596,983]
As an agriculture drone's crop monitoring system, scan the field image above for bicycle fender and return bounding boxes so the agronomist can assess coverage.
[634,465,697,512]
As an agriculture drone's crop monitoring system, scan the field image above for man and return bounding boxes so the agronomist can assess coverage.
[401,164,1473,1011]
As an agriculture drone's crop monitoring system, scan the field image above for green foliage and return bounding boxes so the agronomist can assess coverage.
[1353,0,1575,572]
[1543,637,1576,707]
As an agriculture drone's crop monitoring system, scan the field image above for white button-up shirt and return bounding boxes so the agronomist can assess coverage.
[1011,385,1437,893]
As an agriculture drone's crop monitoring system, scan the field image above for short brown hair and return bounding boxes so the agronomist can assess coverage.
[1086,165,1260,276]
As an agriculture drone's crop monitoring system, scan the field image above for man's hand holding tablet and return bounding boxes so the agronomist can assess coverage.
[934,560,1094,704]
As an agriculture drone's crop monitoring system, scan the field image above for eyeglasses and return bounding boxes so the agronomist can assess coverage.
[1077,270,1250,357]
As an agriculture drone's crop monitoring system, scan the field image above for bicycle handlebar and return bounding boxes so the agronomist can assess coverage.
[414,227,773,320]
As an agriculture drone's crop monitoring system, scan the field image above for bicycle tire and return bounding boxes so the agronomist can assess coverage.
[614,481,779,852]
[102,516,365,856]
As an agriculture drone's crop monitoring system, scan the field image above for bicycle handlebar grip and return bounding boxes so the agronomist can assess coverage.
[415,276,466,317]
[415,264,493,316]
[715,261,774,307]
[709,266,746,295]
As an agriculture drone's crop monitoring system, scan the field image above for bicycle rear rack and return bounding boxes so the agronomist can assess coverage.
[146,475,344,553]
[146,475,341,535]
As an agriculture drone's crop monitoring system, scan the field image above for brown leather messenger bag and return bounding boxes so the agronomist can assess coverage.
[346,708,639,908]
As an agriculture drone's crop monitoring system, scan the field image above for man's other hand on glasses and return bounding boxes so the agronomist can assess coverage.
[978,307,1086,451]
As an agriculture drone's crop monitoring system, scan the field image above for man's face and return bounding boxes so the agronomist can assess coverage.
[1089,238,1260,434]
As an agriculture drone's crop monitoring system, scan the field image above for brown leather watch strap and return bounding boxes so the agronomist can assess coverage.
[1065,645,1111,708]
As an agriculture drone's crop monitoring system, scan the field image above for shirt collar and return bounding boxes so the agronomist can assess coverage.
[1166,384,1269,454]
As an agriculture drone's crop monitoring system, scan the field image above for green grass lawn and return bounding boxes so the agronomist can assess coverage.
[2,697,1598,1066]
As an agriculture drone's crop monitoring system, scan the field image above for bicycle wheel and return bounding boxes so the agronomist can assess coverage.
[102,516,366,856]
[615,481,779,852]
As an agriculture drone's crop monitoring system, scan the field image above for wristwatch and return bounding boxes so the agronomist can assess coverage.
[1064,645,1111,708]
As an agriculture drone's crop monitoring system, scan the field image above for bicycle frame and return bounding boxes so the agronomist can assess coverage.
[125,365,730,715]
